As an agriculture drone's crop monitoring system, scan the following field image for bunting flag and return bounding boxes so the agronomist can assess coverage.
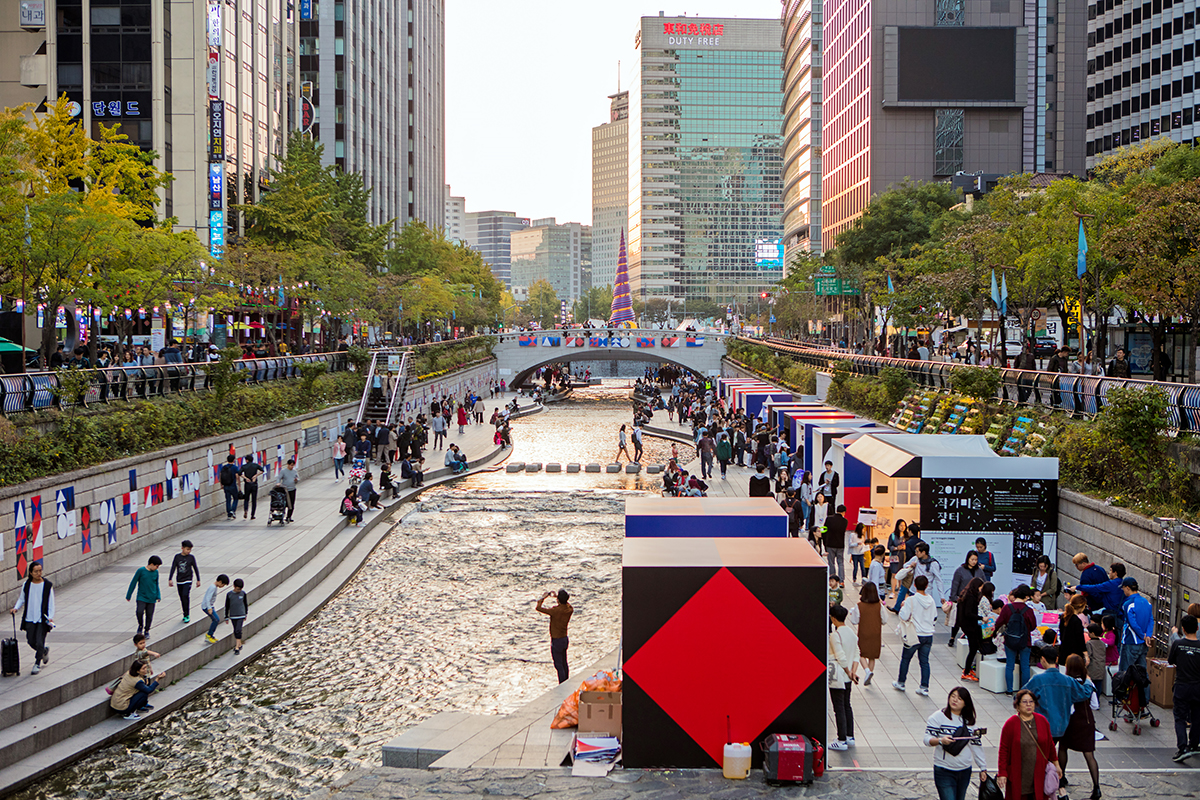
[1077,219,1088,278]
[564,336,585,347]
[29,495,42,565]
[990,270,1001,311]
[15,501,27,578]
[80,506,91,554]
[609,230,636,326]
[103,498,118,544]
[1000,273,1009,316]
[589,336,609,347]
[540,336,561,347]
[661,336,682,348]
[128,468,137,492]
[637,337,655,348]
[55,487,76,539]
[518,335,538,347]
[609,336,631,348]
[887,274,895,294]
[143,486,152,509]
[686,336,706,347]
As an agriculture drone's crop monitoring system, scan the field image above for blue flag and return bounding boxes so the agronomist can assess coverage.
[1077,219,1088,278]
[990,270,1000,310]
[1000,273,1009,317]
[887,274,895,294]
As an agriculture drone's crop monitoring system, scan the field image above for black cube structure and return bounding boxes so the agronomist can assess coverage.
[622,537,828,768]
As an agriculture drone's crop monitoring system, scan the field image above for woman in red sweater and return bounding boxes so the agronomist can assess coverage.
[997,689,1062,800]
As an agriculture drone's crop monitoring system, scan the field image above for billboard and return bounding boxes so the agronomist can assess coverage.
[896,28,1017,103]
[208,101,225,161]
[754,238,784,269]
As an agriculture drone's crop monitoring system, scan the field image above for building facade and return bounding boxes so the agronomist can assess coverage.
[1085,0,1200,167]
[780,0,824,261]
[444,185,465,242]
[465,210,530,288]
[591,90,629,290]
[819,0,1086,245]
[509,219,591,304]
[628,15,785,304]
[301,0,445,230]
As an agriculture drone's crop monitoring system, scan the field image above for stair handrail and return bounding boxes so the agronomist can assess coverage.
[385,350,410,425]
[355,350,380,423]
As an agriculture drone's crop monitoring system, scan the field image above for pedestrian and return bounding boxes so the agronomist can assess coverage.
[894,574,936,696]
[998,689,1063,800]
[1167,614,1200,762]
[632,424,644,463]
[615,424,632,463]
[333,434,347,481]
[456,404,468,434]
[431,412,446,450]
[1070,554,1112,616]
[9,561,54,674]
[536,589,573,684]
[748,464,772,497]
[974,538,997,583]
[167,540,200,624]
[867,545,889,599]
[1059,593,1089,664]
[400,454,424,488]
[109,661,165,721]
[849,523,866,583]
[201,574,229,643]
[126,556,162,639]
[278,458,299,523]
[925,687,988,800]
[1106,347,1131,379]
[225,577,249,655]
[827,604,858,751]
[810,491,829,553]
[824,504,849,583]
[947,552,983,645]
[445,443,468,473]
[817,460,840,507]
[1058,654,1102,799]
[241,454,263,520]
[850,580,886,686]
[889,520,909,596]
[997,584,1038,693]
[715,431,732,479]
[1118,577,1152,674]
[1032,556,1063,610]
[341,487,365,525]
[219,454,240,520]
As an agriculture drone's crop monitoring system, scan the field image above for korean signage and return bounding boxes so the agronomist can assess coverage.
[208,163,223,210]
[300,0,313,19]
[206,2,221,46]
[209,210,225,257]
[90,100,142,118]
[208,101,225,161]
[19,1,45,27]
[207,51,220,99]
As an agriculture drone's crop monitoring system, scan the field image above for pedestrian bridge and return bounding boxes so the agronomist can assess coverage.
[494,328,727,386]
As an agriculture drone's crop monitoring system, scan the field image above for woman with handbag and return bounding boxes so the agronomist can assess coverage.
[925,686,988,800]
[827,604,859,751]
[1058,654,1102,800]
[997,689,1062,800]
[958,578,986,682]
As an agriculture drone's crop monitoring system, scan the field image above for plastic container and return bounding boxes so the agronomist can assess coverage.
[723,742,751,779]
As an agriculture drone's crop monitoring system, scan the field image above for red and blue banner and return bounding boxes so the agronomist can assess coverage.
[661,336,681,348]
[686,336,706,347]
[589,336,609,347]
[637,337,655,347]
[610,337,630,348]
[564,336,585,347]
[518,335,538,347]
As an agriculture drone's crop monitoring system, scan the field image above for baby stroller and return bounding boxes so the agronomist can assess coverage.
[266,485,290,526]
[1108,663,1159,734]
[348,457,367,489]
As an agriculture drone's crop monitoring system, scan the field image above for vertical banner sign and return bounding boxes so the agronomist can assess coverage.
[301,97,316,134]
[209,163,223,210]
[300,0,313,19]
[206,51,220,99]
[207,2,221,46]
[208,101,225,161]
[209,210,225,257]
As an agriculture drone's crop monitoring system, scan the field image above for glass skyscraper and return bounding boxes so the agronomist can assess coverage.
[628,16,784,305]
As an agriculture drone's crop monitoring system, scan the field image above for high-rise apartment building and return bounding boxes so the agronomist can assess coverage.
[444,185,465,243]
[301,0,445,230]
[819,0,1086,245]
[465,210,530,288]
[628,15,784,304]
[1,0,297,254]
[780,0,824,260]
[1085,0,1200,166]
[510,218,591,304]
[591,90,629,290]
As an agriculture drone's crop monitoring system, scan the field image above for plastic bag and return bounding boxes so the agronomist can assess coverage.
[978,775,1003,800]
[550,670,622,729]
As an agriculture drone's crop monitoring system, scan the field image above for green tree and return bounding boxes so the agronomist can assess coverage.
[833,180,960,265]
[523,279,561,329]
[572,284,614,323]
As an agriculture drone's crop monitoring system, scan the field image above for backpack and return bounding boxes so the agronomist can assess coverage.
[1004,604,1030,651]
[219,463,236,486]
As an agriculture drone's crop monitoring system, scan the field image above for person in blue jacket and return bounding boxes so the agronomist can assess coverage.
[973,538,997,583]
[1074,562,1128,626]
[1120,577,1154,673]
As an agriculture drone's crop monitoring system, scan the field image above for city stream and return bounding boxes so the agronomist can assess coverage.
[17,383,692,800]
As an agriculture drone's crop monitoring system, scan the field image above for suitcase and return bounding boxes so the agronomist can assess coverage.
[2,617,19,677]
[761,733,824,785]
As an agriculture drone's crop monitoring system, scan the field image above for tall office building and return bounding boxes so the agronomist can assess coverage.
[591,90,629,290]
[780,0,824,260]
[1085,0,1200,166]
[1,0,297,253]
[627,15,784,304]
[465,210,530,288]
[301,0,445,230]
[444,185,465,243]
[509,218,591,303]
[819,0,1086,244]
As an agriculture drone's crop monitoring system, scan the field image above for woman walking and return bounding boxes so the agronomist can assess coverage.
[810,491,828,555]
[1059,654,1102,800]
[333,435,347,481]
[998,689,1062,800]
[827,604,859,750]
[850,581,886,686]
[958,577,986,681]
[1060,594,1090,664]
[888,520,908,598]
[715,431,732,479]
[456,404,469,435]
[615,424,632,463]
[948,552,984,644]
[925,687,988,800]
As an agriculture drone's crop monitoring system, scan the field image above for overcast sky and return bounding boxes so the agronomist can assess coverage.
[444,1,783,226]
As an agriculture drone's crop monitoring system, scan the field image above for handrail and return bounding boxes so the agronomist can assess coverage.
[745,336,1200,433]
[384,351,410,426]
[355,351,379,424]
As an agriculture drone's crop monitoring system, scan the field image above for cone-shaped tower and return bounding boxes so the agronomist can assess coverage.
[609,230,636,327]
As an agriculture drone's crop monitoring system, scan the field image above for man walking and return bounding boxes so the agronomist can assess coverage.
[818,460,840,507]
[1021,646,1094,739]
[824,504,849,584]
[278,458,299,523]
[219,455,240,520]
[126,556,162,638]
[431,412,446,450]
[1119,577,1153,673]
[698,430,716,479]
[241,455,262,520]
[893,575,936,696]
[632,424,644,463]
[536,589,573,684]
[1168,615,1200,762]
[9,562,54,674]
[1107,347,1132,379]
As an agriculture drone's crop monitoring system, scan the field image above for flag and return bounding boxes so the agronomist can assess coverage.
[887,274,895,294]
[518,335,538,347]
[589,336,609,347]
[540,336,561,347]
[1077,219,1088,278]
[564,336,584,347]
[990,270,1001,313]
[80,506,91,554]
[637,337,655,347]
[29,495,42,564]
[14,501,27,578]
[1000,273,1009,317]
[104,498,118,544]
[661,336,681,348]
[686,336,706,347]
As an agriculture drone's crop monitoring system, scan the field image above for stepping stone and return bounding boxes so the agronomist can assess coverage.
[646,465,663,474]
[566,463,581,473]
[545,463,562,473]
[605,464,621,473]
[525,463,542,472]
[625,463,641,473]
[585,464,601,473]
[505,463,525,473]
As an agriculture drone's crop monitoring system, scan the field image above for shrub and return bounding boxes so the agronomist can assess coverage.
[949,366,1002,402]
[879,367,912,405]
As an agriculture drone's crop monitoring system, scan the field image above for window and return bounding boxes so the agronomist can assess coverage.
[91,7,120,25]
[895,478,920,506]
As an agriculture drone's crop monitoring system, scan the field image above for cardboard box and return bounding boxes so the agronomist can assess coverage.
[1149,659,1175,709]
[578,691,622,737]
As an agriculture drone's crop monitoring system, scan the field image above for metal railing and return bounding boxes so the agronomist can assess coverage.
[385,351,412,426]
[749,337,1200,433]
[0,352,352,416]
[494,327,734,345]
[355,351,381,424]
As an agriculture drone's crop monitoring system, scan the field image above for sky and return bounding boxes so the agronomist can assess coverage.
[444,0,783,226]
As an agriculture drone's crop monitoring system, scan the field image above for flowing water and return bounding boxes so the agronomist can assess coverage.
[18,383,689,800]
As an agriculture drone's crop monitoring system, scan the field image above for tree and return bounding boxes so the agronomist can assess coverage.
[833,180,960,266]
[237,136,334,247]
[523,280,561,329]
[572,285,613,323]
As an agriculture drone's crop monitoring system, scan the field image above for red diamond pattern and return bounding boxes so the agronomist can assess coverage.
[624,567,825,765]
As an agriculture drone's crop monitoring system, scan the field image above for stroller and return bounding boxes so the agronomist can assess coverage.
[1108,662,1159,734]
[348,457,367,489]
[266,485,290,526]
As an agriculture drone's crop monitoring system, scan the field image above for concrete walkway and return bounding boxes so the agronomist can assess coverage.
[0,399,539,796]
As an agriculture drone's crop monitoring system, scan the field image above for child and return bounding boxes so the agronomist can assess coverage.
[849,523,866,583]
[1027,589,1048,617]
[201,574,229,644]
[108,634,161,694]
[126,556,163,639]
[867,546,888,595]
[828,574,844,607]
[225,578,249,655]
[1086,623,1108,692]
[379,462,399,500]
[1031,628,1057,664]
[341,487,364,525]
[1101,614,1119,672]
[168,540,201,624]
